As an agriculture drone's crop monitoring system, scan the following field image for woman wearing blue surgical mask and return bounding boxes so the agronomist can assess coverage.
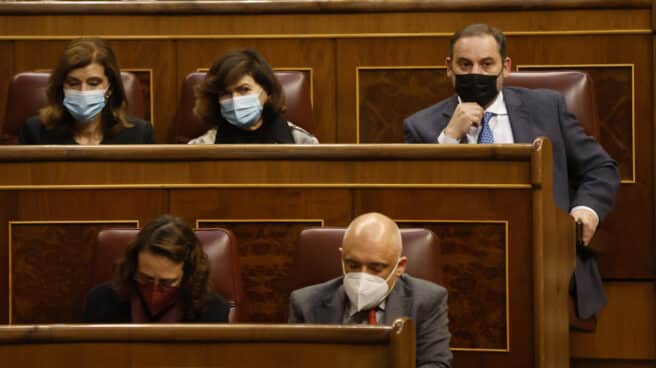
[18,38,155,145]
[190,49,318,144]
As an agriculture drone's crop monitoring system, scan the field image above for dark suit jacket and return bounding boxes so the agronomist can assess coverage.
[403,87,621,318]
[19,116,156,144]
[288,274,452,368]
[82,282,230,323]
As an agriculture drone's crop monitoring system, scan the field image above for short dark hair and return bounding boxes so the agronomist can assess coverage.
[114,215,212,321]
[194,49,286,127]
[41,38,132,135]
[450,24,506,59]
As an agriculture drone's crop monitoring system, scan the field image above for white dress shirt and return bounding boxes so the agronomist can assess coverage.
[437,91,514,144]
[437,91,599,222]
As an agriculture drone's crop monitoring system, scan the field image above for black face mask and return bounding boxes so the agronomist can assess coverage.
[454,73,500,108]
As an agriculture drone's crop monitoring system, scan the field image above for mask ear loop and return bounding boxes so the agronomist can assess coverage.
[384,257,402,283]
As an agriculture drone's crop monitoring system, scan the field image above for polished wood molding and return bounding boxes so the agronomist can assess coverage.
[0,143,537,161]
[0,0,650,15]
[0,322,402,343]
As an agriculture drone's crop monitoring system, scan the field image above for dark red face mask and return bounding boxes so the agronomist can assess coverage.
[137,283,180,316]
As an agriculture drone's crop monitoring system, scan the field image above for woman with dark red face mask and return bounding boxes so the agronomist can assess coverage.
[82,215,229,323]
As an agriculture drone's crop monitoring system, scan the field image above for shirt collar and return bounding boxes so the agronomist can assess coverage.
[486,90,507,116]
[347,298,387,318]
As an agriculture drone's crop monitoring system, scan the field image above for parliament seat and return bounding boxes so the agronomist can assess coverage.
[288,227,443,296]
[173,70,314,143]
[505,70,600,138]
[1,71,148,144]
[92,227,246,323]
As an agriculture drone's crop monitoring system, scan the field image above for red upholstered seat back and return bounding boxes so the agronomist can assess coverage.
[288,227,443,294]
[92,227,245,322]
[2,71,148,144]
[174,70,314,143]
[505,71,600,138]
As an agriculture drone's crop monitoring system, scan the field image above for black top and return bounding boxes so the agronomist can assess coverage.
[214,111,295,144]
[18,116,156,145]
[82,282,230,323]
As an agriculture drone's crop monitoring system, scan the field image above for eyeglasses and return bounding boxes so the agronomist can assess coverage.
[133,272,182,289]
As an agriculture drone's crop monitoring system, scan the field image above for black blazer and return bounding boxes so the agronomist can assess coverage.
[82,282,230,323]
[19,116,156,145]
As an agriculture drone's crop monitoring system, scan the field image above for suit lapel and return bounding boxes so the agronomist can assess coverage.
[384,276,413,325]
[503,87,533,143]
[317,284,348,324]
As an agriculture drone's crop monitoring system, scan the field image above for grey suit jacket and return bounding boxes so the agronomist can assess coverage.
[403,87,621,318]
[289,274,452,368]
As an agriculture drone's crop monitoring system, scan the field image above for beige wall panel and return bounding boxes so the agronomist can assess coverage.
[571,281,656,360]
[176,39,336,142]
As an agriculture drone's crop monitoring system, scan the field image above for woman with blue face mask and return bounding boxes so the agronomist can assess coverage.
[18,38,156,145]
[189,49,318,144]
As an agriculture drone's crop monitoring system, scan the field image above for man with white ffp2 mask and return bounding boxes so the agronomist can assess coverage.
[288,212,452,368]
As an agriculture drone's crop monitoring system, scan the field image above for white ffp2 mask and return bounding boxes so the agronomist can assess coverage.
[342,259,400,312]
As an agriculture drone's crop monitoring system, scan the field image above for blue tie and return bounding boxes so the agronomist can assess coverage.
[477,111,495,144]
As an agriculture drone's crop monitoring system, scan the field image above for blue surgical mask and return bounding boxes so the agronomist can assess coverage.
[63,89,107,122]
[220,93,263,129]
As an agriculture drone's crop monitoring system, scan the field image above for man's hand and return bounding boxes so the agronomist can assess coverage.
[444,102,484,139]
[570,208,599,246]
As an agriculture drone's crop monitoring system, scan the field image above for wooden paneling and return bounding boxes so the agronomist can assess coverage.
[198,220,323,322]
[337,37,447,142]
[0,9,649,37]
[0,41,13,135]
[9,221,137,323]
[0,192,17,325]
[358,68,450,143]
[175,39,336,142]
[572,359,656,368]
[103,41,176,143]
[571,281,656,360]
[0,189,167,324]
[15,190,167,220]
[0,322,415,368]
[354,188,534,359]
[13,40,69,73]
[172,188,352,321]
[0,3,653,366]
[508,31,656,279]
[0,143,573,368]
[399,221,508,350]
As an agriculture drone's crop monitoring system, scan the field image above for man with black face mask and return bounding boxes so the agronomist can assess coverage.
[403,24,620,322]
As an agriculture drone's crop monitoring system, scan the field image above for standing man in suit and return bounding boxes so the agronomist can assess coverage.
[288,212,452,368]
[403,23,620,320]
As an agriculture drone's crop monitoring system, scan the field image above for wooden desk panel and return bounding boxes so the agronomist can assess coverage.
[0,1,649,284]
[0,142,574,368]
[0,322,415,368]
